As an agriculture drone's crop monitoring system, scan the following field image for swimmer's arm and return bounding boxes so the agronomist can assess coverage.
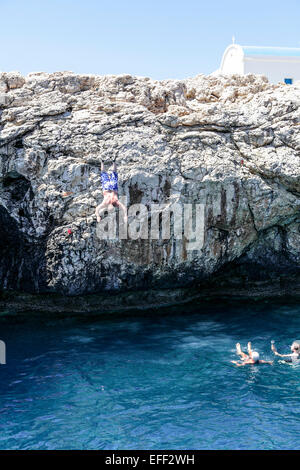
[274,353,292,357]
[272,347,292,357]
[271,343,291,357]
[231,361,246,367]
[258,360,273,365]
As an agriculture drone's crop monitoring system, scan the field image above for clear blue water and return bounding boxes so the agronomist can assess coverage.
[0,300,299,450]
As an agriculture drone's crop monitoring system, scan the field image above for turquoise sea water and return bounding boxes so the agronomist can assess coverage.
[0,300,299,450]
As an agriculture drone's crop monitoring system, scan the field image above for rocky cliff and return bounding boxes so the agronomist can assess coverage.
[0,71,300,311]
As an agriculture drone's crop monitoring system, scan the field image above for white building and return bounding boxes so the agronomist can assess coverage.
[214,40,300,84]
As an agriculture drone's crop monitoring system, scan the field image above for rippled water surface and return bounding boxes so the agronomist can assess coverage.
[0,301,299,449]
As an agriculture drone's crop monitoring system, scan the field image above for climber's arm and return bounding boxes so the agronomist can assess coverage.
[95,200,107,222]
[115,199,127,223]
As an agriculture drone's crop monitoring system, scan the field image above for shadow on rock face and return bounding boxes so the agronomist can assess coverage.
[2,172,33,202]
[0,198,47,294]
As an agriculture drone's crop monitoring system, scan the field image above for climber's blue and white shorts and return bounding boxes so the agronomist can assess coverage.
[101,171,118,192]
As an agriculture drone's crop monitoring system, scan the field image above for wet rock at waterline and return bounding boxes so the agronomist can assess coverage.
[0,70,300,304]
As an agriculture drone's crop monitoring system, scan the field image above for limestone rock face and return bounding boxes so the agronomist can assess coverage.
[0,70,300,297]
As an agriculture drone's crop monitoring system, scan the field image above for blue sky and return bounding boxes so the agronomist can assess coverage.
[1,0,300,80]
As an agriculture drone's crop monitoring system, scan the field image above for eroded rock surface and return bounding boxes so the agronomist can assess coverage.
[0,70,299,300]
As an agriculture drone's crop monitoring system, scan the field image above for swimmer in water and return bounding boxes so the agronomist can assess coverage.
[271,340,300,363]
[231,342,273,366]
[95,159,127,223]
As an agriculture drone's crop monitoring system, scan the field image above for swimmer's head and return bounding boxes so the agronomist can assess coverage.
[251,351,260,363]
[291,341,300,353]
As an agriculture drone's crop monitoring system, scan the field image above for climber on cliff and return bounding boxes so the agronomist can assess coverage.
[95,159,127,223]
[231,342,273,366]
